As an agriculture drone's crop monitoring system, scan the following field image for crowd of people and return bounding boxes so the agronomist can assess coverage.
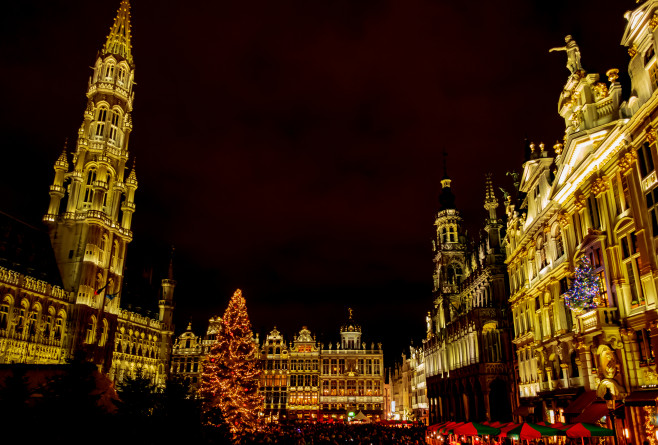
[235,423,426,445]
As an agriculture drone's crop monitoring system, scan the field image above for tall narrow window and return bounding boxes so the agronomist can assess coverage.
[621,175,631,211]
[574,212,583,244]
[54,316,63,340]
[612,176,622,215]
[117,67,126,85]
[95,107,108,137]
[104,64,115,80]
[622,232,645,307]
[555,230,564,259]
[44,312,53,338]
[588,196,601,229]
[0,303,8,330]
[109,110,120,143]
[83,169,96,205]
[86,317,96,344]
[637,143,655,178]
[647,188,658,238]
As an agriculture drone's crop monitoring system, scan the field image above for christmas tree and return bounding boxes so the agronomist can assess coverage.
[199,289,262,440]
[564,256,600,313]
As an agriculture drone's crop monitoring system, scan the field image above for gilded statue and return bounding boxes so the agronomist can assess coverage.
[550,35,582,74]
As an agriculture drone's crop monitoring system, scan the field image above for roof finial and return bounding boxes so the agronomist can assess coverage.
[167,245,175,280]
[442,150,449,180]
[102,0,133,65]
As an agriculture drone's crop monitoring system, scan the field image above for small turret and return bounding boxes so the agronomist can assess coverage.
[159,247,176,329]
[340,308,362,350]
[46,141,70,218]
[483,174,502,253]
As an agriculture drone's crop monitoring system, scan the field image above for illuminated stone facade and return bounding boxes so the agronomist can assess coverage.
[390,351,412,420]
[503,2,658,443]
[170,322,203,390]
[288,327,321,420]
[319,311,385,421]
[423,172,515,424]
[0,0,173,386]
[259,327,291,420]
[179,313,383,422]
[170,316,221,391]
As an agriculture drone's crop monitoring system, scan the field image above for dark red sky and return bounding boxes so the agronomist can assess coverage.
[0,0,631,360]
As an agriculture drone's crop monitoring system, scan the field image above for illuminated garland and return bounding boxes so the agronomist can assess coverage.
[564,256,600,313]
[199,289,262,440]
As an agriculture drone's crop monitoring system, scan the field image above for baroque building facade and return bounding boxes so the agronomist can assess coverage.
[423,171,515,424]
[503,2,658,443]
[0,0,174,386]
[319,311,385,421]
[176,310,385,422]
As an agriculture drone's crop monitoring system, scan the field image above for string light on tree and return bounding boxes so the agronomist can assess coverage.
[199,289,262,440]
[564,256,600,313]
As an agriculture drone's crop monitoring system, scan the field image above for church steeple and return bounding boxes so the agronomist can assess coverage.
[44,0,138,315]
[102,0,133,66]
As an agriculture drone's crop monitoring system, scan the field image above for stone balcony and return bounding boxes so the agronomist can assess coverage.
[577,307,620,334]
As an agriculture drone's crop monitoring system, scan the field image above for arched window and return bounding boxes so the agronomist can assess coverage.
[554,229,564,259]
[0,299,10,330]
[104,63,115,80]
[26,306,39,337]
[83,169,97,205]
[95,107,108,137]
[15,301,28,335]
[109,110,120,143]
[117,66,127,86]
[44,307,55,339]
[99,319,109,346]
[86,316,97,344]
[54,312,65,341]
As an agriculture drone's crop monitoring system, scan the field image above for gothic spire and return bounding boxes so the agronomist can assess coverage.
[484,173,497,207]
[102,0,133,65]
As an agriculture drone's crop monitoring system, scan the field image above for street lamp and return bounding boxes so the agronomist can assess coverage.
[603,388,619,445]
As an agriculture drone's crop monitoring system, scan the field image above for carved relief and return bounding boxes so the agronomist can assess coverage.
[651,13,658,31]
[599,347,618,378]
[591,176,609,196]
[574,194,587,211]
[593,82,609,100]
[618,149,638,175]
[557,212,570,228]
[628,44,638,58]
[646,125,657,144]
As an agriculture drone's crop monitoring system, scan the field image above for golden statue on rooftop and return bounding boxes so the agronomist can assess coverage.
[550,35,582,74]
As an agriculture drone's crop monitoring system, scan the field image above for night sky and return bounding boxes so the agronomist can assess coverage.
[0,0,631,364]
